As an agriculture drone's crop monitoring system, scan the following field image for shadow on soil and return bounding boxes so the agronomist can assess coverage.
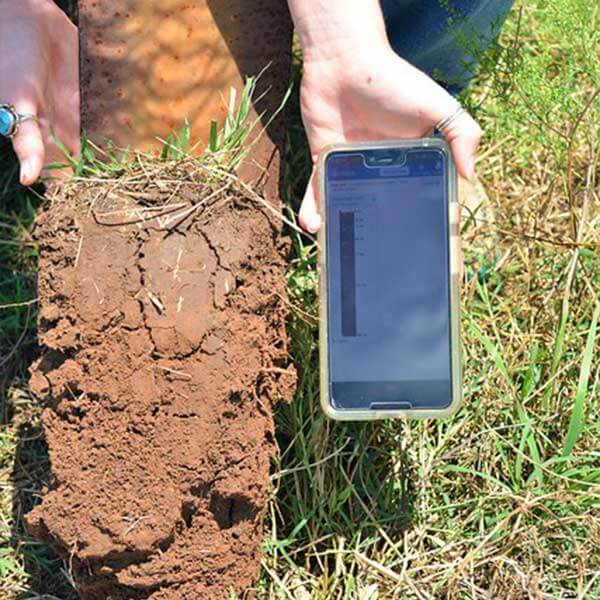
[206,0,293,151]
[9,397,79,599]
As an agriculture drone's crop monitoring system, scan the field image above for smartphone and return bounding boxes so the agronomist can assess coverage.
[318,139,461,420]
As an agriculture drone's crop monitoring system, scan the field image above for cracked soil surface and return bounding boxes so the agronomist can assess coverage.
[26,163,296,599]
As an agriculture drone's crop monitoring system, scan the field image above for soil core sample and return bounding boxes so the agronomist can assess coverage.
[27,159,296,598]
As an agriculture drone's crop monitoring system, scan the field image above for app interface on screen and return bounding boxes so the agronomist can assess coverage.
[326,151,452,409]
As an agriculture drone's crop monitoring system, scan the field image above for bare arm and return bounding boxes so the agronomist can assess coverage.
[288,0,389,63]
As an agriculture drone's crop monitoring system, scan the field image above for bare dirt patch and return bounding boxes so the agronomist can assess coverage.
[26,159,296,599]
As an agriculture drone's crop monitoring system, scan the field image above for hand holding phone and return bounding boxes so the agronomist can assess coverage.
[318,139,461,420]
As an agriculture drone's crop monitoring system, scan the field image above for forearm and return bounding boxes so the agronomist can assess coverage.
[287,0,389,64]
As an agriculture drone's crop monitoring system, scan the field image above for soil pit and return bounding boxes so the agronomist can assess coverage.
[26,158,296,599]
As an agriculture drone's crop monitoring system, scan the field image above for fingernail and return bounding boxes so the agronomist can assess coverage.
[20,161,34,185]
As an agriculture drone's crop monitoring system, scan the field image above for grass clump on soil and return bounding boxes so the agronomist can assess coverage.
[0,0,599,599]
[26,147,296,599]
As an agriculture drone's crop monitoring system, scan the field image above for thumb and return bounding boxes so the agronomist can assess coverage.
[298,169,322,233]
[441,109,482,180]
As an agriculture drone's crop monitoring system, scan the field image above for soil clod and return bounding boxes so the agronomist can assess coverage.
[27,159,296,599]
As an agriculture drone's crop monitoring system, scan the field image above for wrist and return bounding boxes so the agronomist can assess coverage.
[288,0,389,65]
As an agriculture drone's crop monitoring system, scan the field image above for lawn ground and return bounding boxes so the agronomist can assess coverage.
[1,0,599,598]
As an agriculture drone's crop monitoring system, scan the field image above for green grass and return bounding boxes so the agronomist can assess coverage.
[263,1,600,597]
[0,142,76,597]
[1,0,599,598]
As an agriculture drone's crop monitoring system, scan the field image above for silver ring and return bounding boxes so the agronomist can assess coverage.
[0,104,39,139]
[435,105,465,133]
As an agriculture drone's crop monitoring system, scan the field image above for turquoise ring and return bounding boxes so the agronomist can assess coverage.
[0,104,39,139]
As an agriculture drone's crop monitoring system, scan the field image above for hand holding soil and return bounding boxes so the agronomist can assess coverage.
[0,0,79,185]
[20,2,297,597]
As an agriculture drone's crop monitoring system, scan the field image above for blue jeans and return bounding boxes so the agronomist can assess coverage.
[380,0,515,95]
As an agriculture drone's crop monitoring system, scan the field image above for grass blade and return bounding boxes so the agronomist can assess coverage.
[209,120,218,152]
[470,322,512,387]
[562,302,600,457]
[543,308,569,410]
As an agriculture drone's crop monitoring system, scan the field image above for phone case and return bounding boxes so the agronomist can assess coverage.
[317,138,461,420]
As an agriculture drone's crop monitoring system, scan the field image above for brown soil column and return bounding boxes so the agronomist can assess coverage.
[26,2,294,598]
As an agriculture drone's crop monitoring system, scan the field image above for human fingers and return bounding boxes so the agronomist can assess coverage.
[440,108,482,181]
[52,12,80,161]
[379,57,482,178]
[298,169,322,233]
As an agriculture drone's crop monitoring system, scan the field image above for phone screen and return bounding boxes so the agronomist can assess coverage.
[325,147,452,411]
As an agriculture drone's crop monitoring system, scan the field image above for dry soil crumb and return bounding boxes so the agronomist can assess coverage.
[26,159,296,599]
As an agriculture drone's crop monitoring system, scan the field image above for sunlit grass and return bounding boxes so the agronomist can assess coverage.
[265,1,600,597]
[1,0,598,598]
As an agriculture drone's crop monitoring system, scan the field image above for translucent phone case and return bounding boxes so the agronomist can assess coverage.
[317,138,461,420]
